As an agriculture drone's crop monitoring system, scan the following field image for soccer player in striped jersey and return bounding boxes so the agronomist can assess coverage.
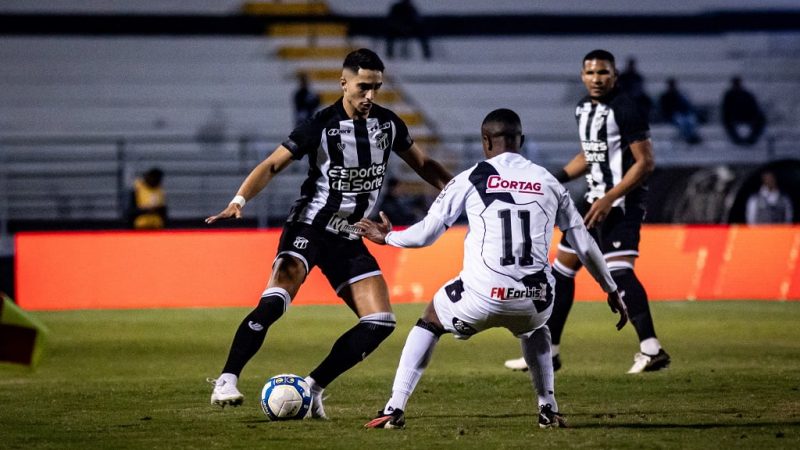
[205,48,452,416]
[504,49,670,374]
[359,109,628,429]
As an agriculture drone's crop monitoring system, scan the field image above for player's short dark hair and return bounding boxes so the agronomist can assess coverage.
[583,49,616,68]
[482,108,522,130]
[343,48,385,73]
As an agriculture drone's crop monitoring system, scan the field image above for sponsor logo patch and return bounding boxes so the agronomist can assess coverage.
[486,175,543,195]
[328,162,386,193]
[490,283,548,302]
[326,215,362,235]
[248,321,264,331]
[452,318,477,336]
[581,140,608,162]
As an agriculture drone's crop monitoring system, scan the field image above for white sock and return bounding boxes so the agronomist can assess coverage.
[218,373,238,386]
[384,325,439,413]
[521,327,557,411]
[640,337,661,355]
[551,344,560,356]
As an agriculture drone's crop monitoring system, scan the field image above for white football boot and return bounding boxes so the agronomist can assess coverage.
[208,375,244,407]
[304,376,329,419]
[503,357,529,371]
[627,349,671,374]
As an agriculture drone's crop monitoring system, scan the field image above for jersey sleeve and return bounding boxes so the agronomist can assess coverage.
[384,173,468,248]
[389,112,414,154]
[426,173,470,227]
[554,183,584,232]
[281,113,324,160]
[614,96,650,144]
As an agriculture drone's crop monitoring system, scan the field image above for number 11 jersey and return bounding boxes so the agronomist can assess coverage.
[427,152,584,303]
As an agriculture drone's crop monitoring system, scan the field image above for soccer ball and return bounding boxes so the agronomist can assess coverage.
[260,374,311,420]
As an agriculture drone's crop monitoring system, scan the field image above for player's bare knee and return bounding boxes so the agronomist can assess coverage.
[270,256,306,291]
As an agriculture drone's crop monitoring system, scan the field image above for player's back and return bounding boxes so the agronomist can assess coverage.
[458,152,568,305]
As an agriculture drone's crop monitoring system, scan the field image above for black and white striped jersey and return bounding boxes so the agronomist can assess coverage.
[281,99,413,239]
[575,89,650,209]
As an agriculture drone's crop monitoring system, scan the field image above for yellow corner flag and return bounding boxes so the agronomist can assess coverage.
[0,294,48,368]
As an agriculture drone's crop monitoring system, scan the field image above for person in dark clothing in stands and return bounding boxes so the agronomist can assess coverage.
[659,78,702,144]
[722,76,766,146]
[386,0,431,60]
[293,72,321,126]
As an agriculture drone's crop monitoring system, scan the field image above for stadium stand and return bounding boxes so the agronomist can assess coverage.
[0,1,798,231]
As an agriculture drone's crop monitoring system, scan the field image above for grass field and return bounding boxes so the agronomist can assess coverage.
[1,301,799,449]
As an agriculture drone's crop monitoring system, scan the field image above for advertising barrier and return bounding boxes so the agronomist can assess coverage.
[15,225,800,310]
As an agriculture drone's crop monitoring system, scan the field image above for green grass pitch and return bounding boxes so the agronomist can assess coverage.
[1,301,798,449]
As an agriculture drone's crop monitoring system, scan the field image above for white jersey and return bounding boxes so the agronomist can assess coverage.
[385,152,616,307]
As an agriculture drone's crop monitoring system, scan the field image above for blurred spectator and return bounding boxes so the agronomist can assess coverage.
[196,104,229,152]
[293,72,320,127]
[378,178,426,225]
[658,78,702,144]
[617,57,652,118]
[746,170,793,224]
[129,168,167,230]
[386,0,431,60]
[722,76,766,146]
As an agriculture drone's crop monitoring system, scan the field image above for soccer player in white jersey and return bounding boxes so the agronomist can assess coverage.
[505,49,670,375]
[358,109,628,429]
[204,49,452,416]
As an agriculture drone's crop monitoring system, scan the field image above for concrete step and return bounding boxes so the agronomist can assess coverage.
[242,1,329,16]
[268,22,348,37]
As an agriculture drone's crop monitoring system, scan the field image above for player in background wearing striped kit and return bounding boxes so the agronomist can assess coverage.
[504,49,669,374]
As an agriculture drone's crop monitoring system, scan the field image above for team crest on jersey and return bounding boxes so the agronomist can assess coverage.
[452,318,477,336]
[486,175,543,195]
[376,132,389,151]
[293,237,309,249]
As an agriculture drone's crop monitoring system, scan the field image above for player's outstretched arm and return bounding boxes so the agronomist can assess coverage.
[554,151,588,183]
[397,143,453,190]
[205,146,294,224]
[565,225,627,330]
[356,211,393,244]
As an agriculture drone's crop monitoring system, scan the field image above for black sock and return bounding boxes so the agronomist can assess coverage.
[221,290,289,376]
[546,269,575,346]
[308,312,395,388]
[612,269,657,342]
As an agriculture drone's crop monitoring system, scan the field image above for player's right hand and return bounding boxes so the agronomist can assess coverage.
[607,290,629,331]
[205,204,242,224]
[355,211,393,245]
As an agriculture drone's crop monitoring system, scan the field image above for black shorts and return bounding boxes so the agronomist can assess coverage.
[276,221,382,293]
[559,202,644,258]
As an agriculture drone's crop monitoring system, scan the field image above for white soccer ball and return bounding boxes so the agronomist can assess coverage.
[260,374,311,420]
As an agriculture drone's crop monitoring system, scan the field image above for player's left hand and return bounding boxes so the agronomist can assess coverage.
[584,196,614,228]
[607,290,628,330]
[355,211,393,245]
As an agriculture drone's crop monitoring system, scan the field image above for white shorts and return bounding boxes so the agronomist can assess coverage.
[433,277,553,340]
